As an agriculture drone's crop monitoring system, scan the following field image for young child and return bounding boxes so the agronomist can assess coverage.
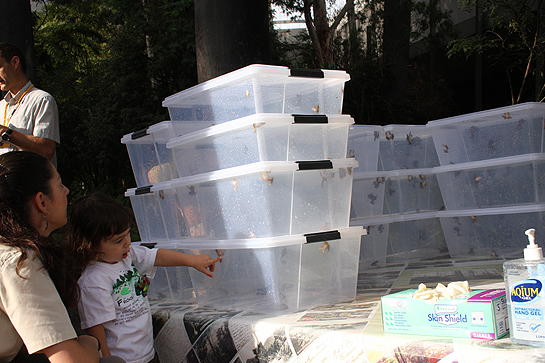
[66,193,221,363]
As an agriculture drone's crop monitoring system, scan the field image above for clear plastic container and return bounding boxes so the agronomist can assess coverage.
[439,204,545,259]
[126,159,358,240]
[427,102,545,165]
[121,121,214,187]
[167,113,353,177]
[346,124,382,172]
[351,212,447,265]
[350,216,392,270]
[382,168,445,216]
[162,64,350,123]
[379,124,440,171]
[387,212,448,262]
[157,226,365,313]
[350,171,388,220]
[433,153,545,210]
[133,242,196,303]
[125,182,188,242]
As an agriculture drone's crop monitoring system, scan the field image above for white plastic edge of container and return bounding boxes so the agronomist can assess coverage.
[389,211,438,223]
[350,215,395,227]
[321,69,351,81]
[348,124,383,137]
[426,102,545,128]
[163,65,290,105]
[431,152,545,173]
[132,226,365,250]
[386,168,434,178]
[166,113,354,149]
[169,158,359,187]
[436,203,545,218]
[121,134,137,144]
[349,211,439,227]
[121,121,172,144]
[383,124,428,132]
[162,64,350,106]
[353,170,390,180]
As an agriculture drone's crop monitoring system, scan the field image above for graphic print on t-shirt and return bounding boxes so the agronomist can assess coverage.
[111,263,151,326]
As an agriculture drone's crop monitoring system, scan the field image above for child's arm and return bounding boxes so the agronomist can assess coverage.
[86,324,111,357]
[155,249,222,277]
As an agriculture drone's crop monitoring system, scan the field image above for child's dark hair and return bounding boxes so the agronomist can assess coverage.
[66,193,133,274]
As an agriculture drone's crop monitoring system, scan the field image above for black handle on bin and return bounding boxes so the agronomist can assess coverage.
[292,115,328,124]
[304,230,341,244]
[135,186,152,195]
[131,128,149,140]
[296,160,333,170]
[289,68,324,78]
[140,243,157,249]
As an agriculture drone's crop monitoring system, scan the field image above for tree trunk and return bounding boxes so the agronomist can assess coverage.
[312,0,330,67]
[0,0,37,83]
[382,0,411,122]
[536,0,544,101]
[194,0,271,83]
[474,0,483,110]
[303,0,352,69]
[347,0,357,66]
[141,0,160,89]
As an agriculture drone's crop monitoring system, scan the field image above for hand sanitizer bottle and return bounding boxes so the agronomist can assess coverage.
[504,228,545,347]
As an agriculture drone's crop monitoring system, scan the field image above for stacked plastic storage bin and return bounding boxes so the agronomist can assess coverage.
[122,64,366,313]
[427,102,545,259]
[349,124,449,270]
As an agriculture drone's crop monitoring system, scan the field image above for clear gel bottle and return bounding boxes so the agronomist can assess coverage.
[504,228,545,347]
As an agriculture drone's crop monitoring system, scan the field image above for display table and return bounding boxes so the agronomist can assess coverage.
[151,258,545,363]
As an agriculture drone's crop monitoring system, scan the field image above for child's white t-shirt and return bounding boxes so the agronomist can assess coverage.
[78,245,158,363]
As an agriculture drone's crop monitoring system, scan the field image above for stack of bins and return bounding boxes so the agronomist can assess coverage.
[122,64,366,313]
[348,124,449,270]
[427,102,545,260]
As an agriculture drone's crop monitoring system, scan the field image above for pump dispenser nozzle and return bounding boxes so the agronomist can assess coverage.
[524,228,543,261]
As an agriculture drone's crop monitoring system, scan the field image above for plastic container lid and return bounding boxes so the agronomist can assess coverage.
[389,211,438,223]
[383,124,429,132]
[349,211,439,227]
[426,102,545,128]
[169,158,359,187]
[166,113,354,149]
[162,64,350,107]
[121,121,173,144]
[350,215,395,227]
[431,153,545,173]
[353,170,389,180]
[437,203,545,218]
[132,226,366,250]
[386,168,434,178]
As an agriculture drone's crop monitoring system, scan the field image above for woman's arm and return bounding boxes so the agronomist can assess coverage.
[40,338,100,363]
[154,249,222,277]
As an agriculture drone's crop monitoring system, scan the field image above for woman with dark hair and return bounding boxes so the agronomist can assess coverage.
[0,151,124,363]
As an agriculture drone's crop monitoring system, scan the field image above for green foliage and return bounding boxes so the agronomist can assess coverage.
[33,0,197,205]
[447,0,545,103]
[411,0,458,47]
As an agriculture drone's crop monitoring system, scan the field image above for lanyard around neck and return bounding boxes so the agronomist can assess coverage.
[3,85,34,127]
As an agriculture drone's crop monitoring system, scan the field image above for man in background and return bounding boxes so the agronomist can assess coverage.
[0,42,59,167]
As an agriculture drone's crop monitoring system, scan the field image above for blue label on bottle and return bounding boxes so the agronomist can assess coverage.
[511,279,543,303]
